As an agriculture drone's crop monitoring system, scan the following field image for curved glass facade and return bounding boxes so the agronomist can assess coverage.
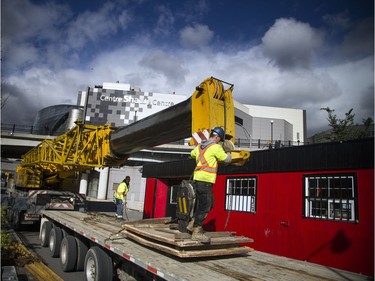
[33,105,83,135]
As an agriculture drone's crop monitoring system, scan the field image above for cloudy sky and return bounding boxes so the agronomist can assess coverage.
[1,0,373,136]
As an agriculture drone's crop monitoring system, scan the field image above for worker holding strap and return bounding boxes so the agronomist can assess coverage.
[189,127,231,242]
[114,176,130,221]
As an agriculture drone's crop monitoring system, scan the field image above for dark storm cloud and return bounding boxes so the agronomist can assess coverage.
[359,85,375,120]
[1,0,71,74]
[1,82,40,124]
[338,17,374,61]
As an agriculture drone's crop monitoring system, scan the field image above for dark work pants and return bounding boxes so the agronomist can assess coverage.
[193,181,214,227]
[115,198,123,218]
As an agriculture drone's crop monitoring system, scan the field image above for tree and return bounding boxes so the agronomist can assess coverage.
[1,95,9,109]
[320,107,373,142]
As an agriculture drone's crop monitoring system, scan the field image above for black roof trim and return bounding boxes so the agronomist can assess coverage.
[142,138,374,178]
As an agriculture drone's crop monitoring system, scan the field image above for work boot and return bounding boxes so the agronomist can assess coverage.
[186,218,195,233]
[191,226,211,243]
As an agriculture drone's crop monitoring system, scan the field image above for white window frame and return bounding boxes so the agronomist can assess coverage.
[225,177,257,213]
[169,185,178,205]
[304,174,357,222]
[328,199,355,220]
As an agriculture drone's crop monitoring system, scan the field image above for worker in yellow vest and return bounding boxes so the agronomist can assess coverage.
[114,176,130,221]
[189,127,231,242]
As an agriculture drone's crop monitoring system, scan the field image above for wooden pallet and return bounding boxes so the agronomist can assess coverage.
[120,217,254,258]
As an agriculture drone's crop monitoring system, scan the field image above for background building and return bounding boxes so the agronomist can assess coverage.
[33,104,83,135]
[77,82,187,127]
[234,102,306,145]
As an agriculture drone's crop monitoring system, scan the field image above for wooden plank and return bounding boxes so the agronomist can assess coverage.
[122,217,172,226]
[155,228,191,239]
[208,236,253,245]
[162,226,239,237]
[124,230,253,258]
[42,211,122,240]
[123,224,253,248]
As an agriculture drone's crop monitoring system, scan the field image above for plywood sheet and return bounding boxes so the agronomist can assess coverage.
[121,217,253,258]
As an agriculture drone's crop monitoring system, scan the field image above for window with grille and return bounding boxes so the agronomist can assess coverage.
[303,174,358,222]
[225,177,257,213]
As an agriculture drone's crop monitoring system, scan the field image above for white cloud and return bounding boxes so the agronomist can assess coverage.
[3,37,372,136]
[140,50,187,85]
[1,1,373,138]
[262,18,324,70]
[65,2,129,49]
[179,24,214,49]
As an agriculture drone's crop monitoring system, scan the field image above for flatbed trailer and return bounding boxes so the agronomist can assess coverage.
[40,210,368,281]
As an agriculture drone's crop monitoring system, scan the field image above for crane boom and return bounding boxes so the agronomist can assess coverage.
[16,77,250,189]
[110,77,236,155]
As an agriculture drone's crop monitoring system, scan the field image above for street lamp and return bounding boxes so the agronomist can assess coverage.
[270,120,274,144]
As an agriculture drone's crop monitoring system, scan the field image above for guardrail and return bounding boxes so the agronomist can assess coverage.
[234,138,304,149]
[1,123,66,136]
[1,123,305,148]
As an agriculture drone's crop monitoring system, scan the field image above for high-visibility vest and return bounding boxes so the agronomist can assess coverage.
[191,142,228,183]
[114,182,128,200]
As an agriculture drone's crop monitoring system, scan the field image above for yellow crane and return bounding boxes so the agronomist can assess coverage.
[7,77,250,230]
[16,77,250,189]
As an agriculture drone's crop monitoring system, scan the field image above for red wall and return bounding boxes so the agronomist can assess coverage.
[143,178,168,219]
[143,178,156,219]
[204,169,374,276]
[143,169,374,275]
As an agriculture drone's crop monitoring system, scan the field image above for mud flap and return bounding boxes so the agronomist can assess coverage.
[176,180,196,232]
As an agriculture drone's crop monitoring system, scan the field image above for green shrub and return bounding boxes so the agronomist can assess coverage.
[1,207,12,248]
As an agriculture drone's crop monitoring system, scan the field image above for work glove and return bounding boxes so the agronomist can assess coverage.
[222,140,235,153]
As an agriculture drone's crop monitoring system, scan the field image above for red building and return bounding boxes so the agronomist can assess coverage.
[142,138,374,276]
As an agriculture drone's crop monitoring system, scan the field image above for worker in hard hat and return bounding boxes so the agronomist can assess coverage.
[189,127,232,243]
[114,177,130,221]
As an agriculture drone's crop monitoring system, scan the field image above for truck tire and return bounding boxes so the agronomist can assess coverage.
[41,221,52,247]
[84,246,113,281]
[75,237,89,271]
[49,226,63,258]
[61,228,70,237]
[60,235,77,272]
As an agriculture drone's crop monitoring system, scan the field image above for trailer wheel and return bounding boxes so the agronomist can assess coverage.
[40,221,52,247]
[75,237,88,271]
[84,246,113,281]
[60,235,77,272]
[49,226,63,257]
